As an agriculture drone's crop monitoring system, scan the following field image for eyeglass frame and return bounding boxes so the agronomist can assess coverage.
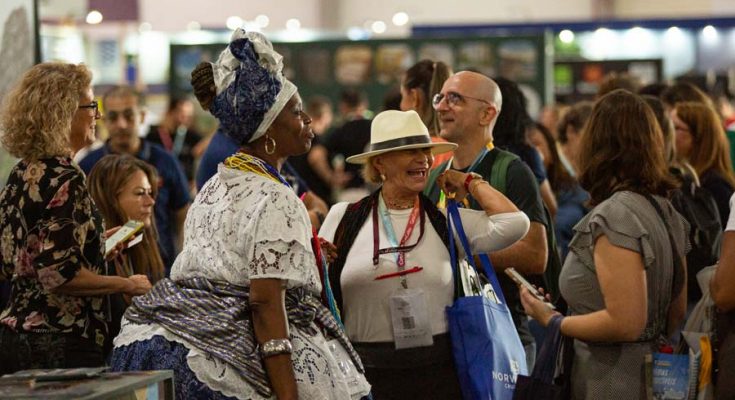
[432,91,493,109]
[78,100,100,115]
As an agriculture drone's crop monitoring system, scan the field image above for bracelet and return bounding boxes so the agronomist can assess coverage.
[464,172,483,192]
[260,338,293,358]
[468,178,488,194]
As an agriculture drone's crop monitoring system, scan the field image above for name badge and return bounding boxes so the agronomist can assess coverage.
[389,288,434,349]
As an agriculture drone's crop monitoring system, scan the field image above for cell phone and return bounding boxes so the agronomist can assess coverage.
[104,220,144,257]
[504,267,556,310]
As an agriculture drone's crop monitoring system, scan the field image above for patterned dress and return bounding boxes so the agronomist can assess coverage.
[0,157,108,371]
[560,191,689,399]
[112,164,371,400]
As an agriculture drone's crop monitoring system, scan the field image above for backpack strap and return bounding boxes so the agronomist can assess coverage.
[489,149,519,193]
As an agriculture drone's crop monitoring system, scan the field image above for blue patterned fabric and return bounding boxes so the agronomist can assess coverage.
[123,277,364,398]
[111,335,237,400]
[210,37,281,146]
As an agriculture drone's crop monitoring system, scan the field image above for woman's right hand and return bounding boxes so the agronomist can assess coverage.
[519,286,559,327]
[125,274,152,296]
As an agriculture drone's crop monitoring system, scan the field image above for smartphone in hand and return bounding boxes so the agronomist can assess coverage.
[504,267,556,310]
[104,220,144,257]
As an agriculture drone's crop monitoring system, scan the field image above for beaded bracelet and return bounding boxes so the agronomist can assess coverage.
[260,338,293,358]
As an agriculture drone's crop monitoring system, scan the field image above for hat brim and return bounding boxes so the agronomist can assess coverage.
[346,141,458,164]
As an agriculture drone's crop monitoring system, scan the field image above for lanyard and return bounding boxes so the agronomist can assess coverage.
[372,194,424,287]
[437,145,491,209]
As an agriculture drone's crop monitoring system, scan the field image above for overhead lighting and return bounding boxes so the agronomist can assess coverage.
[255,14,269,28]
[371,20,386,34]
[226,16,243,31]
[187,21,201,31]
[558,29,574,44]
[703,25,718,40]
[286,18,301,31]
[85,10,103,25]
[347,27,368,41]
[392,12,409,26]
[139,22,152,32]
[666,26,680,35]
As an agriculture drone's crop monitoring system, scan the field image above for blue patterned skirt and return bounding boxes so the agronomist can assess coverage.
[110,335,238,400]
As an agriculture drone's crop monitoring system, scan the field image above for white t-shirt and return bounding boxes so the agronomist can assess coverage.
[319,201,529,343]
[727,193,735,231]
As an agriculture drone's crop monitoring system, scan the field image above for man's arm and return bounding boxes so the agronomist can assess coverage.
[489,221,547,275]
[303,191,329,231]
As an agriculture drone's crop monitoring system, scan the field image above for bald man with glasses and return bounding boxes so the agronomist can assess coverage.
[425,71,550,369]
[79,86,191,275]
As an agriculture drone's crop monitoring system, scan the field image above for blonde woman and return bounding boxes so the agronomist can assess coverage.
[0,62,150,373]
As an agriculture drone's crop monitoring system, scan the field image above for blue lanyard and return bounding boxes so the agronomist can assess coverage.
[378,195,403,267]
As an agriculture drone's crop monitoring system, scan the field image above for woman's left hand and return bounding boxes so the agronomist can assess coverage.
[437,170,470,201]
[519,286,560,327]
[318,238,338,264]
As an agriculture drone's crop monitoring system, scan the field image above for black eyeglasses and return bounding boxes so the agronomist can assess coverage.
[105,108,137,123]
[432,92,492,109]
[79,100,99,114]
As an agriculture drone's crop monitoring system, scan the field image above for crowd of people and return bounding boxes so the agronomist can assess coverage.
[0,28,733,400]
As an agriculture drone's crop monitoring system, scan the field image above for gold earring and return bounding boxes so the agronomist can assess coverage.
[380,173,387,181]
[264,135,277,155]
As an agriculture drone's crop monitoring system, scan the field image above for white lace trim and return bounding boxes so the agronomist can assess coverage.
[114,318,371,400]
[170,170,320,293]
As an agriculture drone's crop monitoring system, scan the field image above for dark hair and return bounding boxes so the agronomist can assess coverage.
[191,61,216,111]
[306,96,332,119]
[641,95,675,164]
[578,89,677,205]
[340,88,366,109]
[167,96,191,113]
[557,101,593,144]
[403,59,452,134]
[638,83,669,97]
[492,76,533,147]
[530,122,576,192]
[102,85,145,109]
[382,87,402,111]
[660,82,712,109]
[87,154,164,282]
[596,72,641,98]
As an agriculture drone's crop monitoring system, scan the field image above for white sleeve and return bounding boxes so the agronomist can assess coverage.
[318,202,349,242]
[727,193,735,231]
[447,209,530,255]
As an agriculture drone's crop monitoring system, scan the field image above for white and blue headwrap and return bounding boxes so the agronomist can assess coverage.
[209,29,298,145]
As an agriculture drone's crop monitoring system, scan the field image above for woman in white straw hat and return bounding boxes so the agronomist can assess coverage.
[318,109,530,399]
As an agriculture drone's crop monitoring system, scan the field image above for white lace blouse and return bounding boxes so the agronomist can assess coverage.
[115,165,370,400]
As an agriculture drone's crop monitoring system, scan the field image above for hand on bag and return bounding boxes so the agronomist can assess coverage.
[126,274,152,296]
[438,170,471,201]
[519,286,560,327]
[318,238,338,264]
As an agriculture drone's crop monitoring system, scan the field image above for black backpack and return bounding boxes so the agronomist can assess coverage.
[670,173,722,303]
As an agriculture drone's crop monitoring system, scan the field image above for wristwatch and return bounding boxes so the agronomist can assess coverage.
[464,172,483,192]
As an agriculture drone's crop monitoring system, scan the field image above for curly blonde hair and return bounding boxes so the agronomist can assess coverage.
[1,62,92,159]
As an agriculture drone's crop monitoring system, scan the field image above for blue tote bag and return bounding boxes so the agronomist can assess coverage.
[446,199,528,400]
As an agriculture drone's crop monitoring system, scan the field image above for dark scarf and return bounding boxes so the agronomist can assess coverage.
[328,189,453,316]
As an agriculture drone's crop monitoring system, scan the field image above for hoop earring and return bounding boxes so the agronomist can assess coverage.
[264,135,276,155]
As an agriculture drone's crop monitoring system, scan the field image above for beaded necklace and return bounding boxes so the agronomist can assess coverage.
[223,151,291,188]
